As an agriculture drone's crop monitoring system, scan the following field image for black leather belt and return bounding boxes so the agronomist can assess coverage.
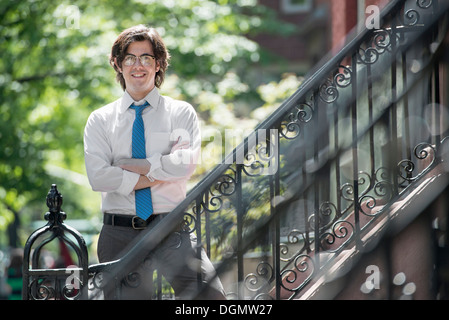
[103,213,166,230]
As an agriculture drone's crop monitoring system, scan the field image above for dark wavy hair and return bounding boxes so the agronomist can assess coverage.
[109,25,170,90]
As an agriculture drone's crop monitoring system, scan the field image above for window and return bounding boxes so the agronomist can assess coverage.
[281,0,312,14]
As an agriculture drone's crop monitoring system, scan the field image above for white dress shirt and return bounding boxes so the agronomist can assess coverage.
[84,87,201,215]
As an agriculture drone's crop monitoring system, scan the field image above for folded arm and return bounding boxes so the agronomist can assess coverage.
[148,108,201,181]
[116,106,201,182]
[84,102,200,192]
[113,158,162,190]
[84,113,158,194]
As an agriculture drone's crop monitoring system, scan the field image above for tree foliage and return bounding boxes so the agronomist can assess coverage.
[0,0,300,246]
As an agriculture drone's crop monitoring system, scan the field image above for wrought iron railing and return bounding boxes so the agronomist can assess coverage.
[22,0,449,300]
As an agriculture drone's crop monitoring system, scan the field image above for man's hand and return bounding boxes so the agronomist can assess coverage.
[114,158,151,176]
[114,159,161,190]
[135,175,161,190]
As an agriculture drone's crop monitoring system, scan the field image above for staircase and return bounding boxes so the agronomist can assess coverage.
[22,0,449,300]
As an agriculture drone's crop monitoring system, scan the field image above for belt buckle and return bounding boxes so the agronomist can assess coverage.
[132,216,146,230]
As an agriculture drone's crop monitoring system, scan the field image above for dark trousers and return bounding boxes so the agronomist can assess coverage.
[97,218,226,300]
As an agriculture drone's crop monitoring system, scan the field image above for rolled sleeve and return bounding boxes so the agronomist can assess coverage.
[144,102,201,182]
[116,170,140,196]
[146,151,189,181]
[147,153,162,174]
[84,107,140,197]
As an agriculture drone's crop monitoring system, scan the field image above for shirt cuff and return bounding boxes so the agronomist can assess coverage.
[146,153,162,180]
[116,170,140,196]
[145,160,154,182]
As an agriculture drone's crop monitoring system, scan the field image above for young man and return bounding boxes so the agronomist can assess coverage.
[84,25,225,299]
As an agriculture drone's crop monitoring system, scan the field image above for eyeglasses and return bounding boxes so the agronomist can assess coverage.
[123,54,155,67]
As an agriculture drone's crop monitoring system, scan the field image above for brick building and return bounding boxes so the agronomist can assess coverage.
[254,0,390,74]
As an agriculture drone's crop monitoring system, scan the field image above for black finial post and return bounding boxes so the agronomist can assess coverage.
[23,184,89,300]
[45,184,66,223]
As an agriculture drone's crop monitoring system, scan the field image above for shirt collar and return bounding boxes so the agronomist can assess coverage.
[120,87,161,113]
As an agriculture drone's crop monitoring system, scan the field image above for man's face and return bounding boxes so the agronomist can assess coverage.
[116,40,160,100]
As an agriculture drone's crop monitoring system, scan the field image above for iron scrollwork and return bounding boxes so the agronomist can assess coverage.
[397,142,436,185]
[243,130,279,177]
[279,254,315,293]
[280,98,314,140]
[202,167,237,214]
[358,28,392,65]
[280,229,308,262]
[320,220,355,252]
[244,261,274,293]
[319,65,352,103]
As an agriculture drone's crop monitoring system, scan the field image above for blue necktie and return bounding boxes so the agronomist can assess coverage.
[130,102,153,220]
